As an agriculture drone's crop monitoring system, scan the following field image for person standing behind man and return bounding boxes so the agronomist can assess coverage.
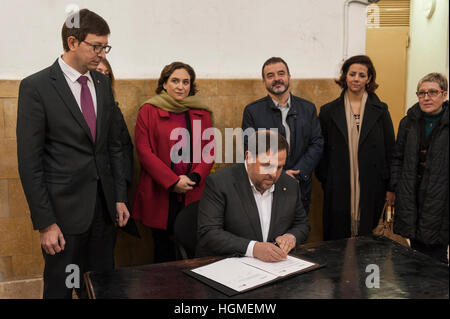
[242,57,323,214]
[96,58,134,194]
[133,62,214,263]
[97,58,140,239]
[17,9,129,298]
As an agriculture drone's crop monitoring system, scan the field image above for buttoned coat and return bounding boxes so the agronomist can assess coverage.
[17,60,126,235]
[132,104,214,229]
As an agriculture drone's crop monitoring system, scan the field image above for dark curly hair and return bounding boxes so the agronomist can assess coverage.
[335,55,379,93]
[156,62,198,96]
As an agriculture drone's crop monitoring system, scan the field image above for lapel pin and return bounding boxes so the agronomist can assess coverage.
[97,80,100,84]
[283,187,287,191]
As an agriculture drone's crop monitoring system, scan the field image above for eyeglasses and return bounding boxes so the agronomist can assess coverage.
[416,89,445,99]
[82,40,112,54]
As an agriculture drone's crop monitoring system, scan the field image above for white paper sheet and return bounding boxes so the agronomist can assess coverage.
[191,258,278,292]
[238,255,316,277]
[191,255,317,292]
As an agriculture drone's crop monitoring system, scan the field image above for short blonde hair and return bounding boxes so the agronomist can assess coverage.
[417,73,448,91]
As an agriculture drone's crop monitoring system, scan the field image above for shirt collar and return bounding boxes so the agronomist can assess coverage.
[58,56,93,84]
[244,161,276,195]
[271,94,291,110]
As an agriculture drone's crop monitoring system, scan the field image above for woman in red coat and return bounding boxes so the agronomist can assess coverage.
[133,62,215,262]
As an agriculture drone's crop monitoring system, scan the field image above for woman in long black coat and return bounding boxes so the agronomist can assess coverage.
[316,55,395,240]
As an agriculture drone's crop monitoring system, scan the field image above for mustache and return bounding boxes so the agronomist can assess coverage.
[272,80,285,86]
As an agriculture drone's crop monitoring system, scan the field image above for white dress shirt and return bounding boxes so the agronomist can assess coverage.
[244,162,275,257]
[58,56,97,115]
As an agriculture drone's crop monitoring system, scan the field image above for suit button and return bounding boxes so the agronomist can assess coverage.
[96,175,100,180]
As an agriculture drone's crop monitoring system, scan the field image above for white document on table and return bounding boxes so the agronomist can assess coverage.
[191,255,316,292]
[239,255,316,277]
[191,258,277,292]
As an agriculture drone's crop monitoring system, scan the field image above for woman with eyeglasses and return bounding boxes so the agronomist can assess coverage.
[390,73,448,263]
[316,55,395,241]
[132,62,215,262]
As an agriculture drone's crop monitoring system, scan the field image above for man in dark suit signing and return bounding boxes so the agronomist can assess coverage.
[196,130,310,261]
[16,9,129,298]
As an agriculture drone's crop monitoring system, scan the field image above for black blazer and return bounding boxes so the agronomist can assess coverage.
[196,163,310,257]
[17,60,126,235]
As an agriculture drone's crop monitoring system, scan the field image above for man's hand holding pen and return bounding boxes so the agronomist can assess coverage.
[253,234,296,262]
[275,233,296,255]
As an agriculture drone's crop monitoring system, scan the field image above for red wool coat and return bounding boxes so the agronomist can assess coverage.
[132,104,215,229]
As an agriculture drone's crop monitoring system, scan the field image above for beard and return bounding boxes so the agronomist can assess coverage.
[266,80,290,96]
[253,176,276,193]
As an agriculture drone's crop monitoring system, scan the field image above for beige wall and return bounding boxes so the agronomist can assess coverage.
[406,0,449,109]
[0,0,367,79]
[0,78,341,278]
[366,27,410,135]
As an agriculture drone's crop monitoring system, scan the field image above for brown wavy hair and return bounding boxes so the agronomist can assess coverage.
[156,62,198,96]
[335,55,379,93]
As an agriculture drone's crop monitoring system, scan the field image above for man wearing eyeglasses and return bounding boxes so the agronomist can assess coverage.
[17,9,129,298]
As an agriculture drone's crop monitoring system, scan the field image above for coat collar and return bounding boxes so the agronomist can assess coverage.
[267,93,299,117]
[267,175,289,242]
[358,93,385,146]
[442,101,449,125]
[330,91,348,145]
[330,90,385,146]
[90,70,105,143]
[57,56,93,85]
[407,100,449,126]
[232,164,264,241]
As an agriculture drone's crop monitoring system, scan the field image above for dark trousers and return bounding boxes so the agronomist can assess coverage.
[410,240,448,264]
[151,193,184,263]
[42,184,116,299]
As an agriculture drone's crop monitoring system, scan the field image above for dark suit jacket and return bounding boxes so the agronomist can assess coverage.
[17,60,127,235]
[196,163,310,257]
